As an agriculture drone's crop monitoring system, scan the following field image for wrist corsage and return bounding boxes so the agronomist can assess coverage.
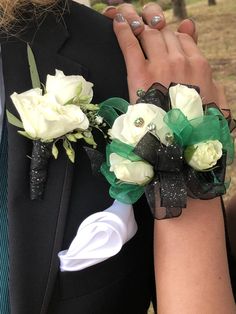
[100,83,235,219]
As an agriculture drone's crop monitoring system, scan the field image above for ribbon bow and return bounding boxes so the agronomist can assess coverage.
[134,132,186,219]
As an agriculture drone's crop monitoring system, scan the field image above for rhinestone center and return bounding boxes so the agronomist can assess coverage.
[134,117,145,127]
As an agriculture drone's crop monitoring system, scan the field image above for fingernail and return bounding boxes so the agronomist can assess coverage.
[150,15,162,27]
[188,18,196,33]
[115,13,126,23]
[142,3,153,9]
[102,6,116,13]
[130,20,142,30]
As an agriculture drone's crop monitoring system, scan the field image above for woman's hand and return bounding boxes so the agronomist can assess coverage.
[103,3,197,42]
[113,14,217,105]
[112,14,236,314]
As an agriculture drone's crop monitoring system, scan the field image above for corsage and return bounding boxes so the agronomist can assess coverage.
[100,83,235,219]
[7,45,105,200]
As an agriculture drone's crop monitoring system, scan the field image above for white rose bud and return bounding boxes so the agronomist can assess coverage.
[11,89,89,141]
[169,84,203,120]
[184,140,223,171]
[109,153,154,185]
[109,103,172,146]
[46,70,93,105]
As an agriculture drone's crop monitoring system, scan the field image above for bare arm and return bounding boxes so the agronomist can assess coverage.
[154,198,235,314]
[112,11,235,313]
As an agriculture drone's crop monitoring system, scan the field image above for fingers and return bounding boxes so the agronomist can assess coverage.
[177,19,198,43]
[142,2,166,29]
[102,6,117,19]
[113,14,145,75]
[104,3,167,36]
[161,28,184,54]
[139,28,167,60]
[175,32,201,57]
[116,4,144,36]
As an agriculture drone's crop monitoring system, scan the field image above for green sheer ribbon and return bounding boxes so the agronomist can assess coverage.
[99,95,234,206]
[100,140,144,204]
[98,98,129,127]
[164,107,234,164]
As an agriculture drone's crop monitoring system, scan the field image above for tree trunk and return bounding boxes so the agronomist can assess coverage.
[208,0,216,5]
[172,0,188,20]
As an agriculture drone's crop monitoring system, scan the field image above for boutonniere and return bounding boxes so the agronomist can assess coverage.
[100,83,235,219]
[7,45,106,200]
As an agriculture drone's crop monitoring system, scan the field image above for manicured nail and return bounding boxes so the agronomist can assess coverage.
[150,15,162,27]
[115,13,126,23]
[130,20,142,30]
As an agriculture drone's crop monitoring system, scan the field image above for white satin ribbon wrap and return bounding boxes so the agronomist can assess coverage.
[58,200,137,271]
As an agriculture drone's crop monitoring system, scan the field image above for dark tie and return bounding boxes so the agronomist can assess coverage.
[0,119,10,313]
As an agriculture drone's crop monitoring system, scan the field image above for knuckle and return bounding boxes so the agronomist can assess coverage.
[192,55,211,73]
[170,53,186,67]
[138,28,160,42]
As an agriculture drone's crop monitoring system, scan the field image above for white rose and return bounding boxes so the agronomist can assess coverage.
[184,140,223,171]
[46,70,93,105]
[109,153,154,185]
[169,84,203,120]
[109,103,172,146]
[11,89,89,141]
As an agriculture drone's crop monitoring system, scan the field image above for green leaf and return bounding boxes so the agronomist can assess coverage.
[17,130,34,140]
[6,110,23,128]
[27,44,41,89]
[52,142,59,159]
[63,139,75,163]
[83,134,97,148]
[74,132,83,139]
[79,95,91,104]
[66,134,77,142]
[83,103,99,111]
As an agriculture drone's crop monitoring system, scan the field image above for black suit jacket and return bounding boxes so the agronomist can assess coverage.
[1,2,155,314]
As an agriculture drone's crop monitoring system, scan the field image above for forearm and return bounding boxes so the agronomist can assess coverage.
[154,197,235,314]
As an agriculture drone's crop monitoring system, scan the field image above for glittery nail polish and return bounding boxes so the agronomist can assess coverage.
[115,13,126,23]
[131,20,142,30]
[150,15,162,27]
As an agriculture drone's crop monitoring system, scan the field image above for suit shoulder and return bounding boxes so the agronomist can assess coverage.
[66,2,115,43]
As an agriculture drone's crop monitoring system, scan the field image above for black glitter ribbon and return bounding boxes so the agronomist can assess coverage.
[134,132,187,219]
[136,82,170,111]
[30,140,52,200]
[184,152,227,200]
[135,83,231,219]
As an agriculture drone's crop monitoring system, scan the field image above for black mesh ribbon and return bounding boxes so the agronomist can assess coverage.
[84,146,105,175]
[136,82,170,111]
[184,152,227,200]
[134,83,231,219]
[134,133,187,219]
[30,140,52,200]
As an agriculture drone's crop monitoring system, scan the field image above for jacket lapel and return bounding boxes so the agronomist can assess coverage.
[2,11,90,314]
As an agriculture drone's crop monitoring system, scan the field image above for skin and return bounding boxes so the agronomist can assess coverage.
[103,3,198,42]
[112,7,236,313]
[104,3,230,109]
[226,193,236,259]
[112,10,214,104]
